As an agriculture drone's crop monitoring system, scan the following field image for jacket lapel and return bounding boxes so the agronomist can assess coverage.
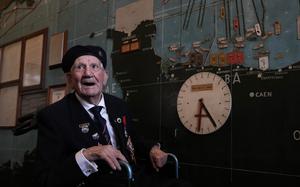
[103,94,130,159]
[67,93,99,147]
[66,93,133,161]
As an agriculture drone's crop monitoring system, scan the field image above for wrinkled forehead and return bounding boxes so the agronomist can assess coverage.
[73,55,102,65]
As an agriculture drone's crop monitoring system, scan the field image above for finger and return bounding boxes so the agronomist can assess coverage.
[115,151,128,162]
[150,156,159,171]
[98,145,120,170]
[104,156,118,170]
[108,149,126,171]
[94,145,129,171]
[103,153,121,170]
[153,150,168,168]
[150,149,161,171]
[156,156,165,168]
[111,155,122,170]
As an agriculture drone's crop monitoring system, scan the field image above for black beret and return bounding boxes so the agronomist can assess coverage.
[61,45,107,73]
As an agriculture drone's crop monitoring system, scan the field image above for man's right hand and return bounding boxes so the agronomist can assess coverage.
[82,144,128,171]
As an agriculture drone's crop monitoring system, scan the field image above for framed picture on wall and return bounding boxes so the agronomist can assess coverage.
[0,41,22,84]
[0,29,48,128]
[22,30,47,89]
[0,85,19,127]
[47,84,67,105]
[48,31,68,69]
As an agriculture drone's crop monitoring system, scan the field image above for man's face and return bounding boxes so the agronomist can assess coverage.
[68,55,108,104]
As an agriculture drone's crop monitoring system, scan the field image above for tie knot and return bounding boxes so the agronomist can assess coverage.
[89,106,103,115]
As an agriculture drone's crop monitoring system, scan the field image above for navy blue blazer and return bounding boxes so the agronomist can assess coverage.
[35,92,151,186]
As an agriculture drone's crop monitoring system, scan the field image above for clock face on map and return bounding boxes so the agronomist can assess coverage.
[177,72,232,135]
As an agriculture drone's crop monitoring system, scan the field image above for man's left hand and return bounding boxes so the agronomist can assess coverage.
[149,145,168,172]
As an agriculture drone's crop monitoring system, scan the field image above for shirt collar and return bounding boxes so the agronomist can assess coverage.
[75,93,106,111]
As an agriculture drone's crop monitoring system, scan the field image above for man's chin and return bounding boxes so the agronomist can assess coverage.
[81,92,99,97]
[80,90,102,97]
[79,92,101,103]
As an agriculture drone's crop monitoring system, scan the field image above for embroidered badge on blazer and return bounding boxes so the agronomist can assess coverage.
[92,132,100,141]
[78,123,90,133]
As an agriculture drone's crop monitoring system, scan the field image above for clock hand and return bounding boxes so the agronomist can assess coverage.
[200,99,217,128]
[194,98,203,133]
[194,98,217,129]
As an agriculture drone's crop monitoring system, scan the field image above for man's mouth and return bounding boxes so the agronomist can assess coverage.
[81,82,95,86]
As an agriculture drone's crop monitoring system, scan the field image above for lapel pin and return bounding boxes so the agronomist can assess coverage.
[79,123,90,133]
[116,117,122,124]
[92,133,99,140]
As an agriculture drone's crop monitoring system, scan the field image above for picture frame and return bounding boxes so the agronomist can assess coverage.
[0,85,19,128]
[48,31,68,69]
[0,41,22,84]
[47,84,67,105]
[22,31,47,89]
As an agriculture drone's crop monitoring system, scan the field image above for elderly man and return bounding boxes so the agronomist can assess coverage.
[35,45,175,187]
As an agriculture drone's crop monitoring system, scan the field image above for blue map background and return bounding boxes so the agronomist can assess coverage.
[111,0,300,185]
[153,0,300,70]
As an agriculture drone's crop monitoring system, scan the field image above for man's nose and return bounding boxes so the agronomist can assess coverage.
[83,66,94,75]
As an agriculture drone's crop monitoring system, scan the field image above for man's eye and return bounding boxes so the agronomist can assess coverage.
[76,65,85,69]
[91,64,100,69]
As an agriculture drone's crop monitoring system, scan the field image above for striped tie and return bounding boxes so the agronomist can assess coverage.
[89,106,111,145]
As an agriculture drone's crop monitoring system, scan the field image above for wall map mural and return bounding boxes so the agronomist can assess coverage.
[109,0,300,185]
